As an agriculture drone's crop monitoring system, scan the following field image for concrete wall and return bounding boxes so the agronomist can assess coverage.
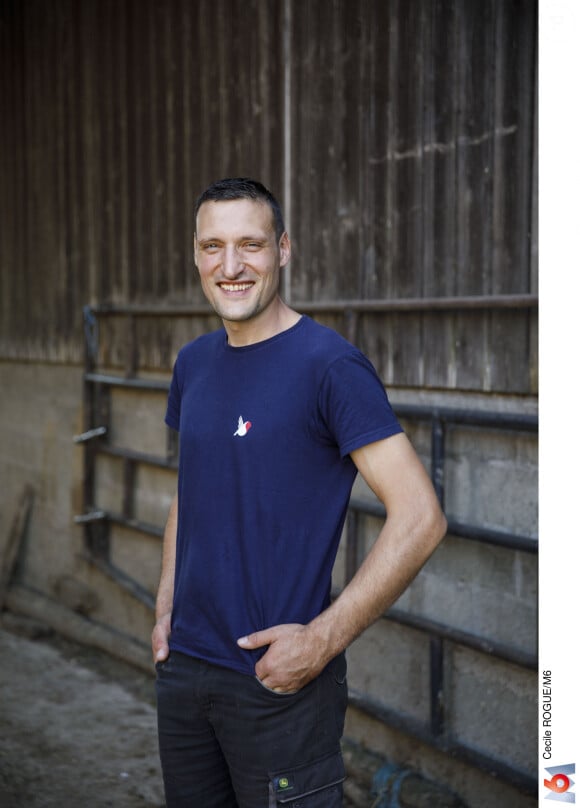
[337,389,538,808]
[0,361,158,648]
[0,359,538,808]
[1,362,84,596]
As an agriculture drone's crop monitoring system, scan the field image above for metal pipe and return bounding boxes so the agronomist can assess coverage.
[86,555,156,610]
[394,404,538,432]
[385,607,537,670]
[73,510,107,524]
[431,418,445,507]
[347,688,537,796]
[345,509,360,584]
[73,426,107,444]
[122,460,136,520]
[89,293,538,317]
[348,497,537,554]
[84,372,170,392]
[429,636,445,737]
[106,511,164,539]
[298,294,538,313]
[99,444,178,471]
[446,519,537,554]
[328,587,536,670]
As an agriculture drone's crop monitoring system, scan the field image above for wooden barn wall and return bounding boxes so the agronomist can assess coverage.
[0,0,537,394]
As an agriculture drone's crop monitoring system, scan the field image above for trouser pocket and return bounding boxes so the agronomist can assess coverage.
[269,749,345,806]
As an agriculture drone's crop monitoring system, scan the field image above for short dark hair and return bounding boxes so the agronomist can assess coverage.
[194,178,286,241]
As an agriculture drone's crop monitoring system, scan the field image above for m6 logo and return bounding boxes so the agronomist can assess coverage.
[544,764,575,803]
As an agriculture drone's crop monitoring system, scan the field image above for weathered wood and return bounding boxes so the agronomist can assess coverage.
[0,0,537,394]
[4,582,152,673]
[0,485,35,610]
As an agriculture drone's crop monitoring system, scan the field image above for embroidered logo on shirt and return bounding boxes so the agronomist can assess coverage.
[233,415,252,437]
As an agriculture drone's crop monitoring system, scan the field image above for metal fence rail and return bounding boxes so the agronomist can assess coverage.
[76,304,538,796]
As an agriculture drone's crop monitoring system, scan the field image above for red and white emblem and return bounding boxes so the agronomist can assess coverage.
[233,416,252,437]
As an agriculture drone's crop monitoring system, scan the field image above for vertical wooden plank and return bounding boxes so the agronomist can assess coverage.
[358,0,379,301]
[487,0,537,392]
[454,0,496,391]
[179,0,195,299]
[426,0,459,298]
[422,0,459,388]
[335,0,360,299]
[288,0,311,301]
[54,0,69,349]
[19,0,33,356]
[0,0,537,391]
[68,0,87,357]
[455,0,495,297]
[288,0,312,300]
[114,0,131,303]
[144,0,158,300]
[491,0,536,295]
[0,0,19,351]
[376,0,399,382]
[356,0,394,372]
[125,0,144,300]
[163,0,180,298]
[97,0,114,304]
[228,0,248,172]
[257,0,273,185]
[388,0,425,386]
[79,0,102,308]
[196,0,214,191]
[390,0,424,299]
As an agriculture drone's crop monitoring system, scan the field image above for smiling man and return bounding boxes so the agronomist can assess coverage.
[194,194,296,341]
[152,177,447,808]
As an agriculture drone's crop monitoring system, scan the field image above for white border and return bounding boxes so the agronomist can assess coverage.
[538,0,580,797]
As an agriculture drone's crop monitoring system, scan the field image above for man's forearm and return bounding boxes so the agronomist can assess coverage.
[308,499,447,665]
[241,491,446,691]
[155,493,178,618]
[152,494,178,661]
[310,432,448,662]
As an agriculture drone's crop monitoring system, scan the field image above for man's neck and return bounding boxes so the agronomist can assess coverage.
[223,298,301,347]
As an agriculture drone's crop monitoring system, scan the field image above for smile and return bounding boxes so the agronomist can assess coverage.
[218,282,254,292]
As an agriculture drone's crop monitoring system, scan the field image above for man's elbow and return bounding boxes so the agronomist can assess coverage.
[405,491,447,553]
[424,499,447,549]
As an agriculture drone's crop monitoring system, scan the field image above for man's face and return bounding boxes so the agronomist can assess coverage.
[194,198,290,326]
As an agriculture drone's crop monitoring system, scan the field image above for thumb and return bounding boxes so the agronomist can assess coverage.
[237,628,275,650]
[155,645,169,662]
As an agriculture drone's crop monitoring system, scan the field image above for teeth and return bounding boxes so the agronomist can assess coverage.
[220,283,253,292]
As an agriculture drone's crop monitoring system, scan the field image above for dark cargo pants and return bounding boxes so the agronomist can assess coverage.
[155,650,348,807]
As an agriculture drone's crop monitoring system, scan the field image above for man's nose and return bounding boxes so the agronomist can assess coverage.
[222,246,244,278]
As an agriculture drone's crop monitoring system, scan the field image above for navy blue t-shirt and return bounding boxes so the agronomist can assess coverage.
[165,315,402,675]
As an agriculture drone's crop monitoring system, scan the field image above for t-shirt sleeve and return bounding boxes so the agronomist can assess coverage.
[165,355,182,431]
[317,351,403,457]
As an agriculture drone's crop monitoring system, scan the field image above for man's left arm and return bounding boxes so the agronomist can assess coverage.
[238,432,447,692]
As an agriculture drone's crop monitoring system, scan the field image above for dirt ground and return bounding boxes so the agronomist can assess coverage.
[0,613,361,808]
[0,613,164,808]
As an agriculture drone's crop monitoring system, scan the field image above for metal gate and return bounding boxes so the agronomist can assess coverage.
[75,300,538,797]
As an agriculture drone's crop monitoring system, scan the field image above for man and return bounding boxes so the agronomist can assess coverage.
[152,177,447,807]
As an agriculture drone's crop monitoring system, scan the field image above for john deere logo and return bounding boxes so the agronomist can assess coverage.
[278,777,289,789]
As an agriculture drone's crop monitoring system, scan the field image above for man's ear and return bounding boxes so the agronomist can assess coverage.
[279,232,291,267]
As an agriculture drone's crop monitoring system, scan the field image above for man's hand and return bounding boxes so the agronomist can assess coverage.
[152,612,172,664]
[237,623,329,693]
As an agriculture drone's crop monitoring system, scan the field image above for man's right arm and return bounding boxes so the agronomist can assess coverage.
[151,493,178,663]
